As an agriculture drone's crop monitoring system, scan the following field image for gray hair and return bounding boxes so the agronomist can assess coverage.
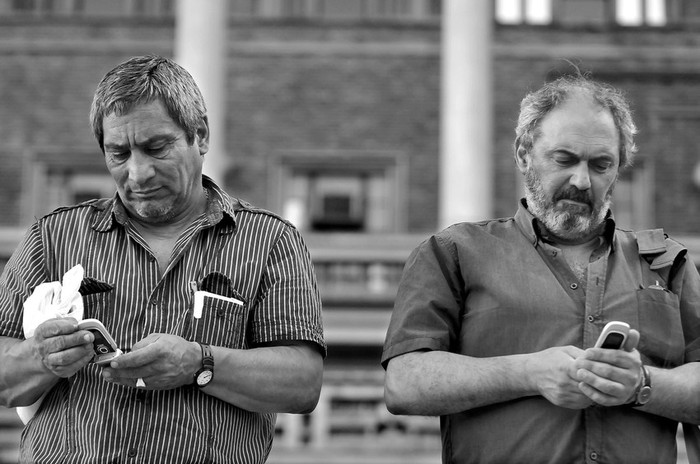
[89,55,207,152]
[514,75,638,169]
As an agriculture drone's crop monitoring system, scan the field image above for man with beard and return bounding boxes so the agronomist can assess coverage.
[382,75,700,464]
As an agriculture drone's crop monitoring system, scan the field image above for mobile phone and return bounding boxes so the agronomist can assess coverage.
[594,321,630,349]
[78,318,122,365]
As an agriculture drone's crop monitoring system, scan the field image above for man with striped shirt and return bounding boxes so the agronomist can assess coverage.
[0,55,325,463]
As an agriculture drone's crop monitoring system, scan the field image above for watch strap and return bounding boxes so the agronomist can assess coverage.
[632,364,651,406]
[199,343,214,369]
[194,342,214,387]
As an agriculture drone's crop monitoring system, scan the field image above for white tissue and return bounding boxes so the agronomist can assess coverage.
[16,264,85,424]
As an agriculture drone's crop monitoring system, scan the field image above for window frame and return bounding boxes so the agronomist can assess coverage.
[269,149,408,233]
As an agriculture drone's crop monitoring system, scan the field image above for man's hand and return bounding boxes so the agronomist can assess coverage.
[529,345,594,409]
[101,334,200,390]
[32,317,95,378]
[574,329,642,406]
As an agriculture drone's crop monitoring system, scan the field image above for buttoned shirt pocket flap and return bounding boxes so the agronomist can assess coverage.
[190,291,249,349]
[636,287,684,367]
[79,277,114,324]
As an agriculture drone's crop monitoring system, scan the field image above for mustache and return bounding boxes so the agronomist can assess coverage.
[553,187,592,206]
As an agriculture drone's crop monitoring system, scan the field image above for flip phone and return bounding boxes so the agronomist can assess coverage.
[594,321,630,349]
[78,318,122,365]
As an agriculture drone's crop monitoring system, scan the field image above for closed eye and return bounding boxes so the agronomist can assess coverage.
[591,159,614,172]
[552,152,578,167]
[106,150,130,163]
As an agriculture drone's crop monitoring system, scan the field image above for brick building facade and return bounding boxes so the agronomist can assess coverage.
[2,2,700,235]
[1,0,700,461]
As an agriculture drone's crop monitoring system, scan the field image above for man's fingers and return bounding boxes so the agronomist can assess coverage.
[34,318,80,340]
[624,329,640,352]
[42,343,95,377]
[43,342,92,365]
[109,342,160,369]
[36,330,93,357]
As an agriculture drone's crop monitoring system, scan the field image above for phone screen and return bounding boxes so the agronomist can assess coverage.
[600,332,625,349]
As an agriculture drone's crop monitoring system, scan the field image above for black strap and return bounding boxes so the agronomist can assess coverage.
[684,423,700,464]
[637,230,698,462]
[637,228,687,291]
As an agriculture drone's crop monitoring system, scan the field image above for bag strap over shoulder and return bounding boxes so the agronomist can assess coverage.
[684,422,700,464]
[636,230,699,464]
[636,228,687,289]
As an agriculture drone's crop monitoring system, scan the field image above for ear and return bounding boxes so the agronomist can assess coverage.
[514,145,529,174]
[195,116,210,155]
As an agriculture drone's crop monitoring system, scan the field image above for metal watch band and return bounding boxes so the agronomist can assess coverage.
[632,365,652,406]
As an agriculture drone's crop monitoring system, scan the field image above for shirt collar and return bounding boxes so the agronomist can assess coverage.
[514,198,617,251]
[90,175,239,233]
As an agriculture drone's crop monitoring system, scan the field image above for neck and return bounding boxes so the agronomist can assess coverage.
[553,234,602,250]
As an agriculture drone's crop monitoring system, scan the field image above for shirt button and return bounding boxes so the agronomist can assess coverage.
[587,315,595,322]
[127,448,138,458]
[590,451,598,460]
[570,283,578,290]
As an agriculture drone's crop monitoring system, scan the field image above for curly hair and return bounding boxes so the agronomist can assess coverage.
[514,74,638,169]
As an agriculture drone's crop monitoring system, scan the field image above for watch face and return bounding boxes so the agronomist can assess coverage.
[638,386,652,404]
[197,370,213,386]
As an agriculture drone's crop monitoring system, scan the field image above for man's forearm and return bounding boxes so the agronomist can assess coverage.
[637,363,700,424]
[384,350,537,416]
[204,343,323,414]
[0,336,58,407]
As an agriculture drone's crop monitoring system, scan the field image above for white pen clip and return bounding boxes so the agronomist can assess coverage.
[193,291,205,319]
[193,290,243,319]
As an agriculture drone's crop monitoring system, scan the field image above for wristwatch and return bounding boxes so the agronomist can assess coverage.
[194,342,214,388]
[632,365,652,406]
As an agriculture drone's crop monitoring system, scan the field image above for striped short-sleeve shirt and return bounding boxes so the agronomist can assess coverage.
[0,176,325,464]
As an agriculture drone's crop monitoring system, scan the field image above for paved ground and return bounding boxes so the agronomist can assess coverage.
[0,405,693,464]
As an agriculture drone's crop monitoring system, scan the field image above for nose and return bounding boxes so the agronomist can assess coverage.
[126,150,155,184]
[570,162,591,191]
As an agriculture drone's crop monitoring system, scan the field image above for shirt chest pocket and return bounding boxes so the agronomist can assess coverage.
[80,278,115,327]
[636,287,684,368]
[187,292,250,349]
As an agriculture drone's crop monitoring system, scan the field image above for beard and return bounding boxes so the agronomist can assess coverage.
[524,167,613,242]
[130,198,177,223]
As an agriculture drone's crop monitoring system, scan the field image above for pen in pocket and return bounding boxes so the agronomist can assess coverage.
[192,290,244,319]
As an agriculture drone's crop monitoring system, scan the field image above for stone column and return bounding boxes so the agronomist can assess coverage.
[438,0,494,228]
[174,0,229,185]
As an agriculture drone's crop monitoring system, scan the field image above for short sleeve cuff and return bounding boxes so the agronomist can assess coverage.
[381,337,447,369]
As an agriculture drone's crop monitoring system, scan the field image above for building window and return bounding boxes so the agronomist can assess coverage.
[68,173,115,204]
[26,149,111,222]
[612,161,652,230]
[616,0,666,26]
[495,0,552,25]
[271,150,406,233]
[308,175,367,231]
[496,0,669,27]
